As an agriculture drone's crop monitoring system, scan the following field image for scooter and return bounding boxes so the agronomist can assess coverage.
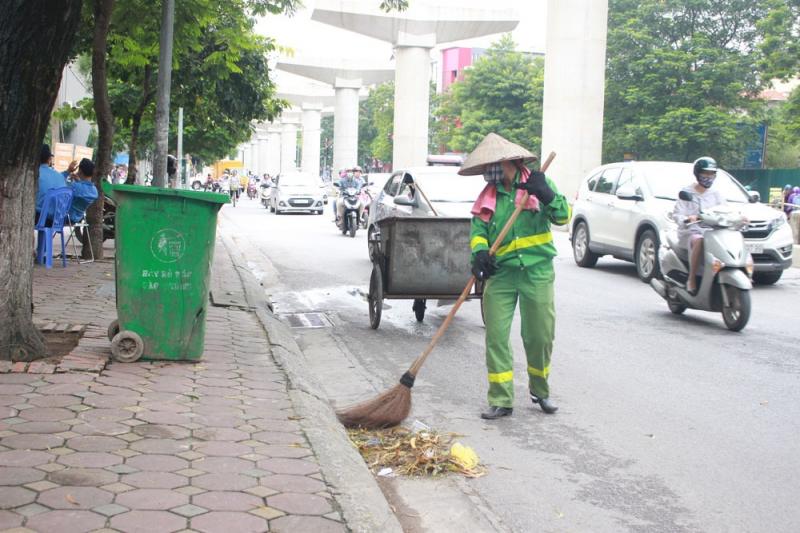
[336,185,364,238]
[650,190,754,331]
[360,187,373,229]
[260,182,271,208]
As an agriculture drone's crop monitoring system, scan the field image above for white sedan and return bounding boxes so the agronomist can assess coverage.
[269,172,326,215]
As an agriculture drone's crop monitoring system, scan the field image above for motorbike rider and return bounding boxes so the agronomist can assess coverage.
[673,157,727,294]
[336,166,365,227]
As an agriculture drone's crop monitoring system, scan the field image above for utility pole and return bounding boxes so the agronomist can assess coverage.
[177,106,184,188]
[151,0,175,188]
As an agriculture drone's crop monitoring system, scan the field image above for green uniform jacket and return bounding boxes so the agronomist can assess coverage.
[470,175,571,280]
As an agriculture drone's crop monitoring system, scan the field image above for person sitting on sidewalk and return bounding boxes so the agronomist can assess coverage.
[65,158,99,224]
[36,144,77,221]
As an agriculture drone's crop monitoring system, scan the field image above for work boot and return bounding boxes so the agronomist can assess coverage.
[480,406,512,420]
[530,393,558,414]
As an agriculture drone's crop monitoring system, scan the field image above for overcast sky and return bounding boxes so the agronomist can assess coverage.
[256,0,547,77]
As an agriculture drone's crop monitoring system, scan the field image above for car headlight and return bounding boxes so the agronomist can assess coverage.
[769,216,786,230]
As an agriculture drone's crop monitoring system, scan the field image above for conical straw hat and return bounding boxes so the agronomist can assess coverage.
[458,133,537,176]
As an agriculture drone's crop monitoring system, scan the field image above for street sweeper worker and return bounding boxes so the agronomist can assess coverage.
[460,133,571,420]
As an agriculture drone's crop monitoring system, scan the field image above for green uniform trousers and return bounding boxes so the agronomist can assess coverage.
[483,266,555,408]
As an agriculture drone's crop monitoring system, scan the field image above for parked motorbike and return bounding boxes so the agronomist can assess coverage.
[650,190,754,331]
[336,185,364,238]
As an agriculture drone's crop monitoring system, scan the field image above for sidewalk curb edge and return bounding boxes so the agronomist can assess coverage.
[219,233,403,533]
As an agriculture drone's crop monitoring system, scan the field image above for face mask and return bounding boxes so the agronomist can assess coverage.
[484,163,503,184]
[697,174,715,189]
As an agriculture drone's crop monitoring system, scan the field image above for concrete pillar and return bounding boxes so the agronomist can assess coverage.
[333,80,360,172]
[393,33,435,169]
[243,143,253,172]
[267,125,282,176]
[281,120,299,173]
[258,131,268,176]
[541,0,609,201]
[249,140,258,174]
[301,103,323,178]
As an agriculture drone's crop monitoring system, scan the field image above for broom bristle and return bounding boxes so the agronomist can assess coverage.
[336,384,412,429]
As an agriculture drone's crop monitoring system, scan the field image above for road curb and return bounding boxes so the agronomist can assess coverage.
[218,231,403,533]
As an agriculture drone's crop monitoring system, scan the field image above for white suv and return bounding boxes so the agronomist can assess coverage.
[569,161,794,285]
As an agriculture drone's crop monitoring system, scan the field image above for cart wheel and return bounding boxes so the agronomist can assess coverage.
[413,299,426,322]
[107,319,120,341]
[111,330,144,363]
[368,264,383,330]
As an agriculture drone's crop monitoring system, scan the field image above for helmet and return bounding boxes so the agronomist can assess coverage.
[352,165,363,173]
[692,157,718,179]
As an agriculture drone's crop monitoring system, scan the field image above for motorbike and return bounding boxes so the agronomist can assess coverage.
[247,182,258,200]
[359,187,373,229]
[336,185,364,238]
[650,190,754,331]
[260,182,272,208]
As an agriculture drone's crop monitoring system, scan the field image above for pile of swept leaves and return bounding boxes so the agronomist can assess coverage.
[347,426,486,478]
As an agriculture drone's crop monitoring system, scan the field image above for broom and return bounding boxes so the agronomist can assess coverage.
[337,152,557,429]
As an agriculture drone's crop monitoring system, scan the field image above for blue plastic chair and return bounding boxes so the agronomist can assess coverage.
[35,187,73,268]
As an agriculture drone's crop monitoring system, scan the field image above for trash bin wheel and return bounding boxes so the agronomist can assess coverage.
[412,299,426,322]
[107,319,120,341]
[111,330,144,363]
[368,264,383,330]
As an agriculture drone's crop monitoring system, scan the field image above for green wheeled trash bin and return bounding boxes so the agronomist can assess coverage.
[106,184,229,362]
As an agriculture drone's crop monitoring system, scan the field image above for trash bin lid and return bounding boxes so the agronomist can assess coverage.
[106,183,230,205]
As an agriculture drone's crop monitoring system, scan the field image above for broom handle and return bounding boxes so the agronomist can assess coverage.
[408,152,556,376]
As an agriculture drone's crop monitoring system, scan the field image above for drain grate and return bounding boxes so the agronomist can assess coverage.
[281,312,333,329]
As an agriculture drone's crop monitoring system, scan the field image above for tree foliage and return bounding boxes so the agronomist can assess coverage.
[359,81,395,165]
[757,0,800,81]
[433,35,545,155]
[602,0,779,165]
[765,87,800,167]
[66,0,294,172]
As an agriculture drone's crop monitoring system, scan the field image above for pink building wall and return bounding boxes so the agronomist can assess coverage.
[441,47,474,91]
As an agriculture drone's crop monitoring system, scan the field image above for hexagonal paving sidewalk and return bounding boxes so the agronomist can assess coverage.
[0,250,346,532]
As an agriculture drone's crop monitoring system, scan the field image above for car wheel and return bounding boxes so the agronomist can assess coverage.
[752,271,782,285]
[635,228,660,283]
[572,221,599,267]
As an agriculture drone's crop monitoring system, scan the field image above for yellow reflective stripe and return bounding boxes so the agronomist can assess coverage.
[554,205,572,225]
[488,371,514,383]
[527,365,551,378]
[470,236,489,250]
[495,232,553,257]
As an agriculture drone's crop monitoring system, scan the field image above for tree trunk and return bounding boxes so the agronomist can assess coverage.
[84,0,115,260]
[126,65,154,185]
[126,117,141,185]
[0,1,84,361]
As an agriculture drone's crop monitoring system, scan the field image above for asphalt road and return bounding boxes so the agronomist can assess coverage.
[221,197,800,533]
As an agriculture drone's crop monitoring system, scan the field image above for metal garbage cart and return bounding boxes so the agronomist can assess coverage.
[368,216,482,329]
